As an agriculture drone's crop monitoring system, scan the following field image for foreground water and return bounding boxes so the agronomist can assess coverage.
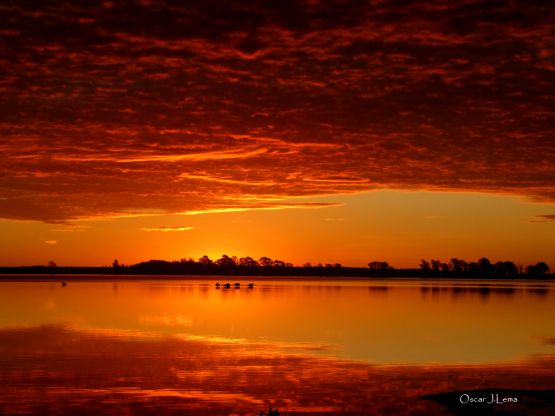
[0,277,553,415]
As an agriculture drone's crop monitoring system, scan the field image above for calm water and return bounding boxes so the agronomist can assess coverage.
[1,277,554,415]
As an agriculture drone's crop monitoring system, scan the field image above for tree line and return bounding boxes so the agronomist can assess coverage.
[419,257,550,275]
[1,255,549,277]
[107,255,550,277]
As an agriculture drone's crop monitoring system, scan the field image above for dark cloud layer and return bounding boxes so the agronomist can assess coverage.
[1,0,554,221]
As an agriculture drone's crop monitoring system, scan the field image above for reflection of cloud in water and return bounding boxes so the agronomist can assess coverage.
[0,326,553,415]
[139,315,193,327]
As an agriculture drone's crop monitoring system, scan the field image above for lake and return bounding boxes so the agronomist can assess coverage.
[0,277,554,415]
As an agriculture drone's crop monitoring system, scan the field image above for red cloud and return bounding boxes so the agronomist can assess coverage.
[0,1,554,221]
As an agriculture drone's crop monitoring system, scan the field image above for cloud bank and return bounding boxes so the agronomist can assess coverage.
[1,0,554,222]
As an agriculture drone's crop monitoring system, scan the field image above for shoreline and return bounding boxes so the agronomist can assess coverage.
[0,273,554,283]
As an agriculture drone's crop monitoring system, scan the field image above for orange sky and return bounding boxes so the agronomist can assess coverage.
[0,1,554,267]
[1,190,553,268]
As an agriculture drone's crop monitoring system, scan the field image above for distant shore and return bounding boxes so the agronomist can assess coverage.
[0,266,553,281]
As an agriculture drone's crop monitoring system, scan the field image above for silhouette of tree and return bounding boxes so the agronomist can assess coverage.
[198,255,213,265]
[368,261,392,271]
[259,256,273,267]
[180,257,195,264]
[535,262,550,274]
[215,255,235,267]
[418,258,523,275]
[273,259,286,267]
[112,259,119,269]
[420,260,431,272]
[495,261,518,275]
[238,256,258,267]
[526,262,550,275]
[449,258,467,273]
[467,262,479,273]
[505,261,518,275]
[478,257,493,273]
[47,260,57,268]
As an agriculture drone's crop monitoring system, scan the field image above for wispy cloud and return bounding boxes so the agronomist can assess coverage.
[53,224,91,232]
[180,174,276,186]
[118,148,267,163]
[531,214,555,223]
[179,202,342,216]
[44,240,59,245]
[140,226,195,232]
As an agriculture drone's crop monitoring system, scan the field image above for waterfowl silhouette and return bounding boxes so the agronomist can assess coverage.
[61,282,67,287]
[234,282,240,288]
[247,283,254,288]
[215,282,221,288]
[223,283,231,289]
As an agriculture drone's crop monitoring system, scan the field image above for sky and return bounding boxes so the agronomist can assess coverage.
[0,0,554,267]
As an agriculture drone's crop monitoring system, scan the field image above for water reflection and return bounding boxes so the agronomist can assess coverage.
[1,278,555,415]
[420,284,550,301]
[0,325,553,416]
[368,285,389,293]
[527,287,549,297]
[0,279,554,365]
